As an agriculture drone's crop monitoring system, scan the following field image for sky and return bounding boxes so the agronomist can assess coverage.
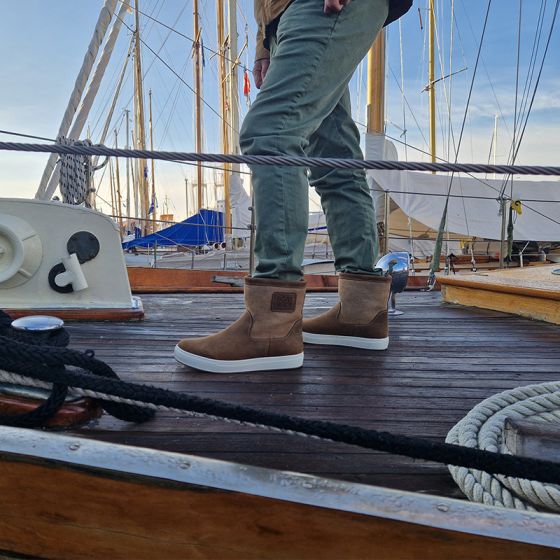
[1,0,559,220]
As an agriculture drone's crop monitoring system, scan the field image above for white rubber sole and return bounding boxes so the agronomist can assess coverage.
[303,332,389,350]
[174,345,304,373]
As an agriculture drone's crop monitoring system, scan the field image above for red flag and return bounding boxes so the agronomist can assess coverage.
[243,69,251,96]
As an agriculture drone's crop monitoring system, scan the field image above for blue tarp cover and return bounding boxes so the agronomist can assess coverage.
[122,209,224,249]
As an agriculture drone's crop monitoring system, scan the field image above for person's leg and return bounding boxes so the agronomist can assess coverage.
[175,0,389,372]
[240,0,389,280]
[307,88,380,274]
[302,88,390,351]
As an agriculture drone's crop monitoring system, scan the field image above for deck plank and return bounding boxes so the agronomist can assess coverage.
[67,291,560,497]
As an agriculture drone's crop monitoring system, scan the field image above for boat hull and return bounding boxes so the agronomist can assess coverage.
[0,427,558,559]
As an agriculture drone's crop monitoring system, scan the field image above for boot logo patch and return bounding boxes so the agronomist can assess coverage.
[271,292,297,312]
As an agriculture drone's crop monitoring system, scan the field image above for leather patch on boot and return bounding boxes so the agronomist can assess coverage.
[271,292,297,312]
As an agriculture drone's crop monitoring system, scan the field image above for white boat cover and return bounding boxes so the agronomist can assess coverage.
[366,134,560,242]
[230,172,252,237]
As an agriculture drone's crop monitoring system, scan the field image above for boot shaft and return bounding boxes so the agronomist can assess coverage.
[338,272,391,325]
[245,277,306,339]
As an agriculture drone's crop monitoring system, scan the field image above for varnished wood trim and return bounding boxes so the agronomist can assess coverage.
[127,268,339,293]
[441,285,560,324]
[0,427,558,556]
[438,276,560,301]
[2,458,559,560]
[4,298,144,322]
[0,396,102,428]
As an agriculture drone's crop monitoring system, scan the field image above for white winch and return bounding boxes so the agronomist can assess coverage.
[0,198,139,315]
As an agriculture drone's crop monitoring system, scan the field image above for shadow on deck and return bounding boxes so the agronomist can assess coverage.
[69,291,560,500]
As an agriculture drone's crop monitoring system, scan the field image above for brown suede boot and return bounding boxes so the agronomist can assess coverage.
[303,272,391,350]
[174,277,306,373]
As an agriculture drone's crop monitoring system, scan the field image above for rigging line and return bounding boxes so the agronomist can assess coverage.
[151,34,196,138]
[111,12,239,134]
[520,203,560,227]
[431,0,472,240]
[447,0,456,163]
[455,0,512,141]
[383,127,560,223]
[504,2,558,176]
[95,190,114,210]
[6,136,560,223]
[7,141,560,176]
[513,0,523,165]
[444,2,473,239]
[486,125,495,171]
[158,70,191,145]
[112,10,240,136]
[153,58,190,129]
[499,0,528,199]
[114,0,249,72]
[90,0,165,135]
[90,0,164,136]
[447,1,493,173]
[388,66,431,151]
[0,129,56,143]
[510,0,559,169]
[431,2,454,157]
[89,41,131,136]
[92,37,135,156]
[144,0,166,38]
[429,0,493,277]
[418,2,429,111]
[119,2,191,117]
[92,0,167,136]
[359,123,506,196]
[177,160,252,176]
[516,0,548,139]
[398,19,408,162]
[233,0,250,27]
[378,189,560,203]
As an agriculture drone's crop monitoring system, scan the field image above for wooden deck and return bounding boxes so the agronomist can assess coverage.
[68,291,560,500]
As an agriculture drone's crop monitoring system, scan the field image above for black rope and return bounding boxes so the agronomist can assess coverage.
[0,312,154,424]
[0,314,70,427]
[1,318,560,486]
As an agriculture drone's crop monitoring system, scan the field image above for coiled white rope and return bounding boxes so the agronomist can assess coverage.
[446,381,560,512]
[58,137,93,206]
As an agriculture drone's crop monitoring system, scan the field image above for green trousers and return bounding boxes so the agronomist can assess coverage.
[240,0,389,280]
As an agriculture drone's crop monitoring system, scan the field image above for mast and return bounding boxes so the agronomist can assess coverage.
[114,129,123,231]
[228,0,240,235]
[217,0,232,232]
[366,32,385,134]
[125,108,131,228]
[149,89,157,233]
[185,178,190,218]
[428,0,437,164]
[193,0,204,212]
[109,159,116,219]
[366,31,388,255]
[133,0,149,232]
[493,114,499,179]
